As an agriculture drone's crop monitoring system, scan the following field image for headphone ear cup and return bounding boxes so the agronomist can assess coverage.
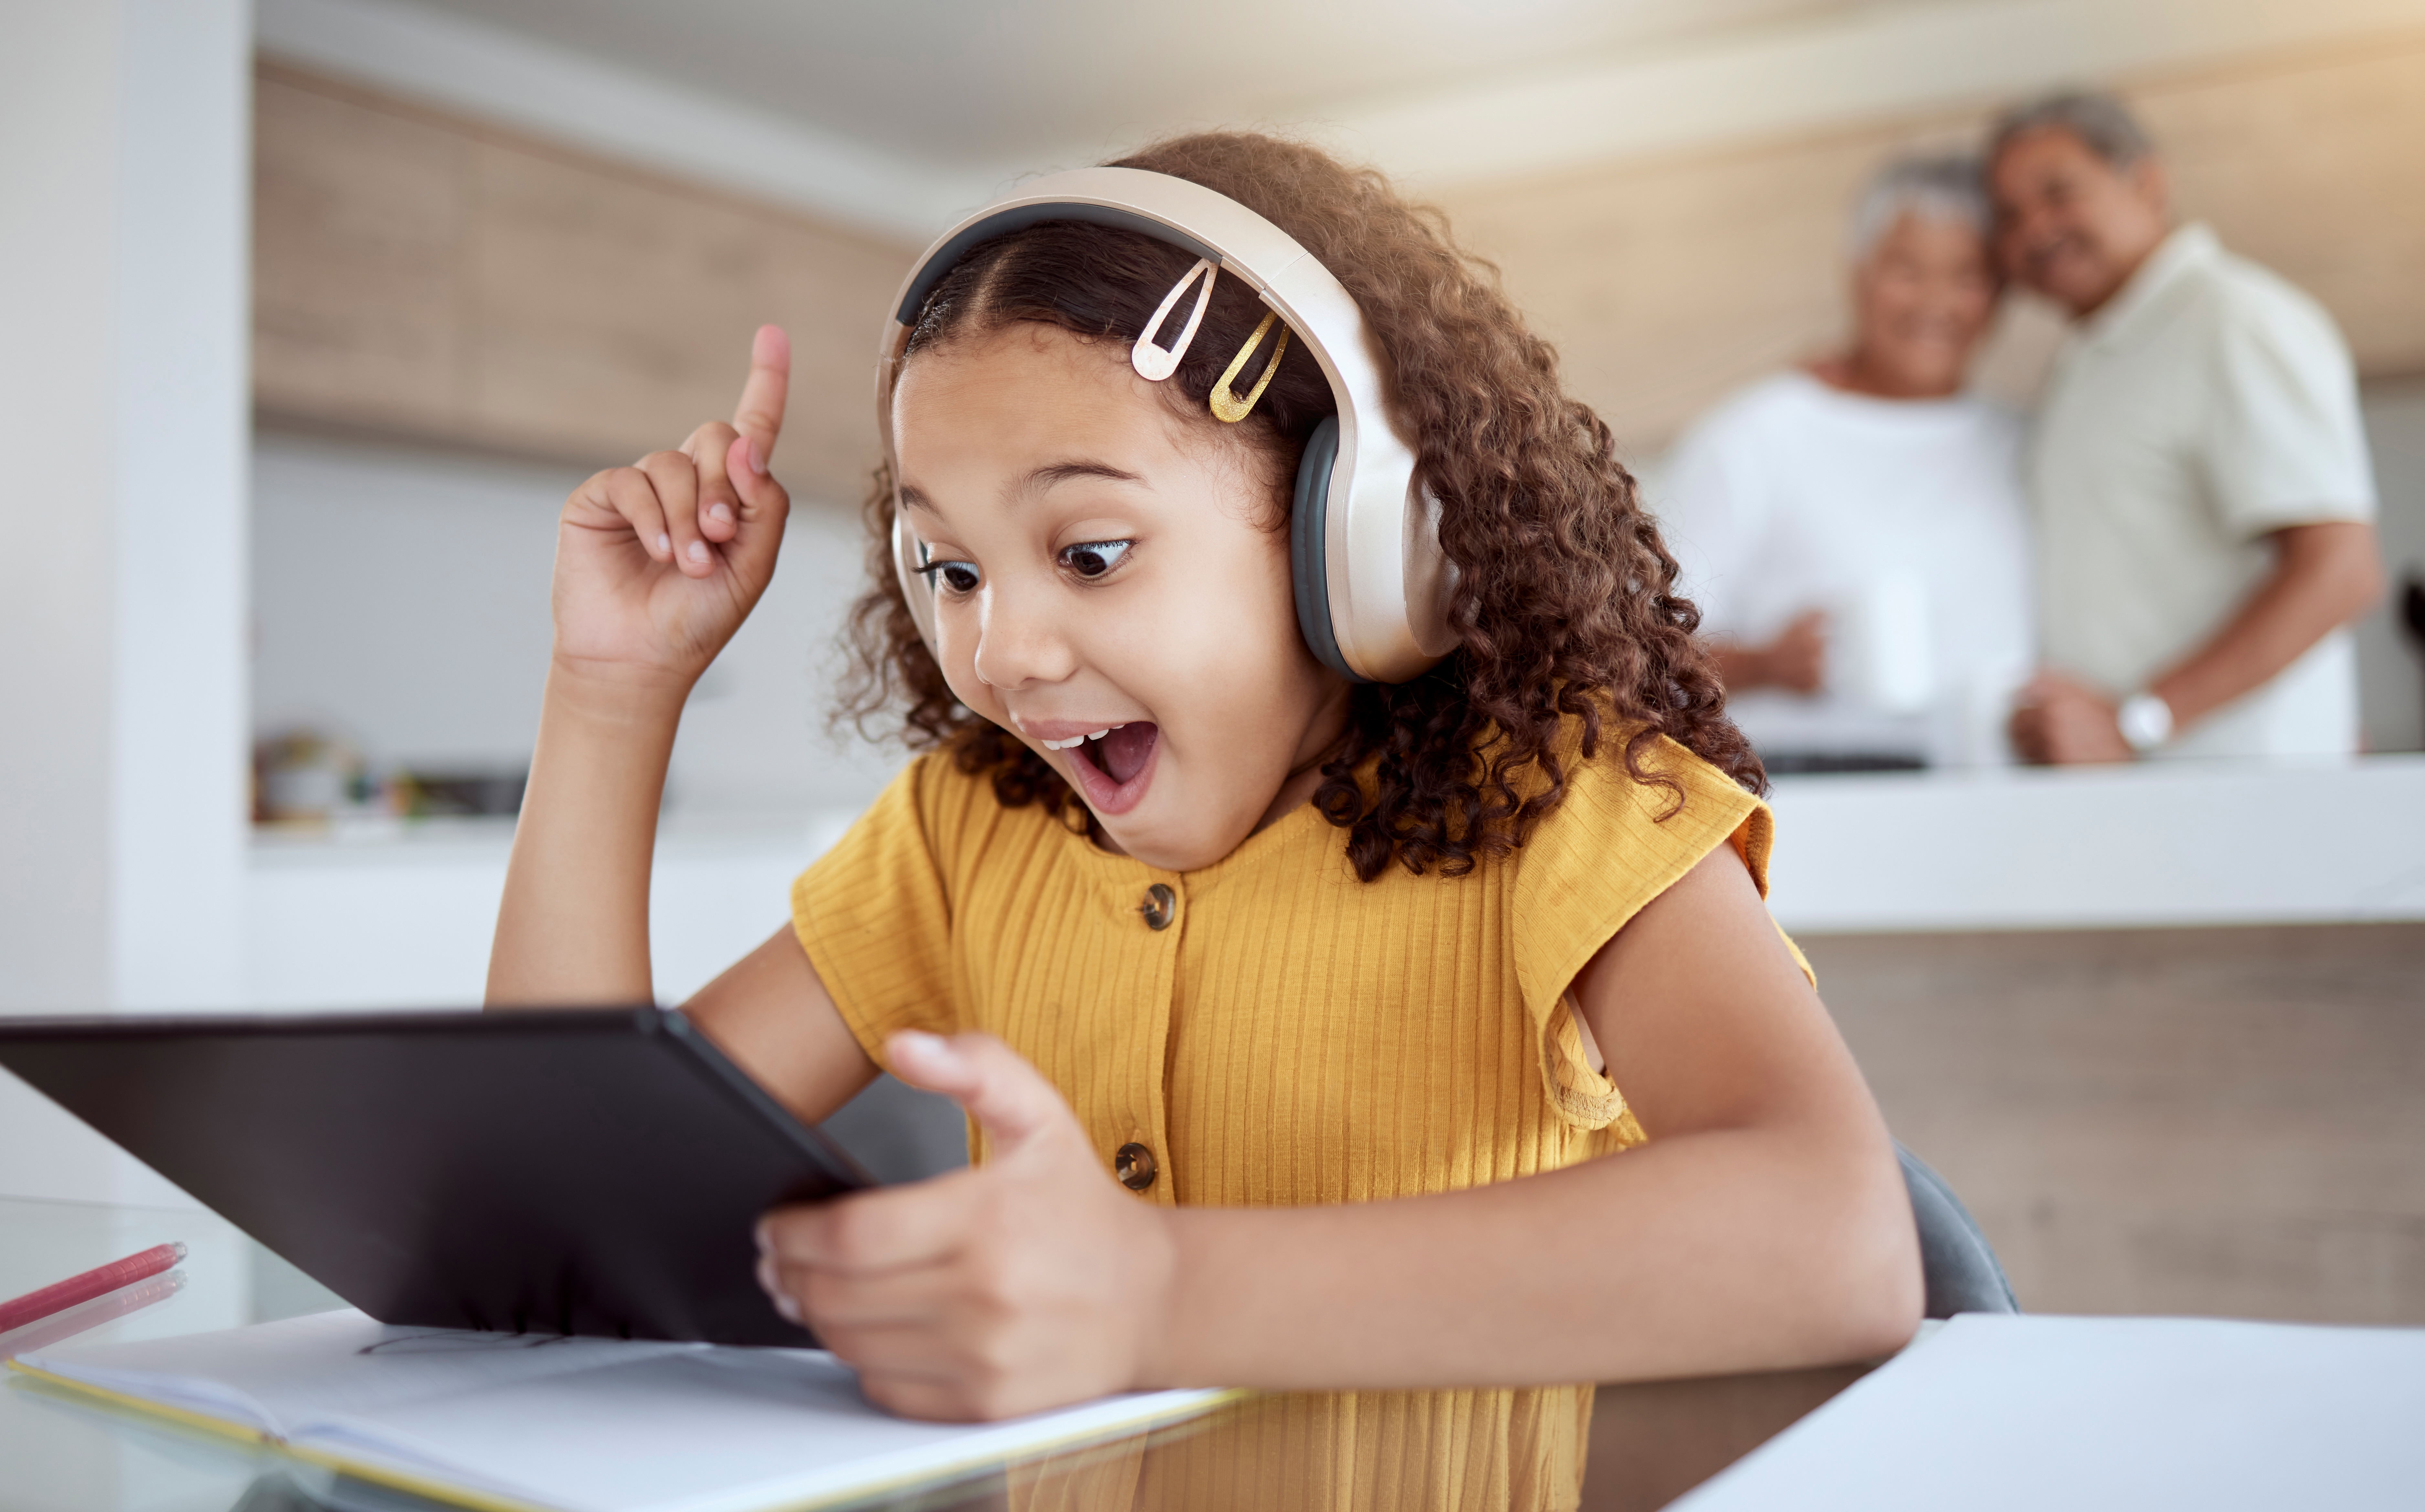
[1290,417,1363,683]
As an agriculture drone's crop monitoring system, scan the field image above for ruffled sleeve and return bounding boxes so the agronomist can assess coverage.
[1508,734,1807,1133]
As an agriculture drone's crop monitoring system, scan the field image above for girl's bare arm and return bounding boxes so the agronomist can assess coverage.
[762,845,1919,1420]
[484,661,685,1007]
[681,927,877,1125]
[487,328,789,1008]
[485,327,877,1119]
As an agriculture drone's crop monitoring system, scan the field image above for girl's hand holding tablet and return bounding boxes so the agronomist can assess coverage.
[756,1031,1178,1421]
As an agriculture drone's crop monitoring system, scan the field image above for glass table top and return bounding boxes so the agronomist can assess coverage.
[0,1195,1865,1512]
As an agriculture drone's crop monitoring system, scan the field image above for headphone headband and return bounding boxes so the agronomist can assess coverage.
[876,167,1456,684]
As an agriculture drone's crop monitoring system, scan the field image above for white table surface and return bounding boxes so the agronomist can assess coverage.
[1678,1312,2425,1511]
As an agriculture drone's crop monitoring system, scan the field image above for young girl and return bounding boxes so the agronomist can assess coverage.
[489,132,1918,1507]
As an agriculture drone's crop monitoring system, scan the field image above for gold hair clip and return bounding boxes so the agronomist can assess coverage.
[1132,258,1217,382]
[1210,310,1290,423]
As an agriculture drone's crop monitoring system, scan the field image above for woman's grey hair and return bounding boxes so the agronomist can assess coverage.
[1848,154,1990,261]
[1988,90,2154,169]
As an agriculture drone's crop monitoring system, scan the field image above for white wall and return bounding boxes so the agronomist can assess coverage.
[2,2,121,1015]
[250,437,570,775]
[0,0,253,1206]
[251,432,898,814]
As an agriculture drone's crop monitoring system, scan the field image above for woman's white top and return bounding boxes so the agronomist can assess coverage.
[1653,370,2034,766]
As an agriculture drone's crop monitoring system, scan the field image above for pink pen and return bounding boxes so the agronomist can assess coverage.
[0,1242,187,1333]
[0,1269,186,1358]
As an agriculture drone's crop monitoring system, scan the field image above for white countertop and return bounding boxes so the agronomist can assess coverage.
[239,755,2425,1010]
[1762,753,2425,932]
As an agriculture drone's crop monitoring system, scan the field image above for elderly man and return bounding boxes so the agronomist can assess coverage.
[1993,92,2384,763]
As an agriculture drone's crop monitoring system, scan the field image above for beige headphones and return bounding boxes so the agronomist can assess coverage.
[876,167,1457,685]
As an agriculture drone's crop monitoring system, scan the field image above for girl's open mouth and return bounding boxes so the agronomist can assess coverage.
[1062,722,1159,816]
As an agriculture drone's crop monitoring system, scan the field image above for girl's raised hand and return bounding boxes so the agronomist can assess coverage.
[755,1032,1180,1421]
[549,325,793,691]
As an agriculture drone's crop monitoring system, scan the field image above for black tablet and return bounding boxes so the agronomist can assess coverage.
[0,1008,867,1347]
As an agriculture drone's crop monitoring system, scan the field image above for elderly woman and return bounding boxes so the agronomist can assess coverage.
[1657,154,2033,769]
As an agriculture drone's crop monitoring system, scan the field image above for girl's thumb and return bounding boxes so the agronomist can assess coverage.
[885,1031,1066,1155]
[726,434,769,506]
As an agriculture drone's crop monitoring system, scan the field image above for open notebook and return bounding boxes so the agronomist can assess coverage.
[9,1310,1231,1512]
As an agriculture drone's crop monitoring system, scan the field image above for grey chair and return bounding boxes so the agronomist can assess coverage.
[818,1073,973,1185]
[1898,1143,2018,1317]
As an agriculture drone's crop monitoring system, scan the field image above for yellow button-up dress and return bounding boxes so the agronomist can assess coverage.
[792,732,1783,1510]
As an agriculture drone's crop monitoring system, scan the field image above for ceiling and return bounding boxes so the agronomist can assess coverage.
[404,0,1954,172]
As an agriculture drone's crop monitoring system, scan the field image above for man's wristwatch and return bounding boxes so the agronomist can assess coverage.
[2117,691,2175,754]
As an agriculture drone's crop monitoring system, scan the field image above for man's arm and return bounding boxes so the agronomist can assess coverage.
[2012,519,2383,763]
[2147,520,2383,731]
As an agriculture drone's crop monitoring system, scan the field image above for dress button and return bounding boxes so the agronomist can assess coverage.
[1114,1142,1158,1191]
[1140,883,1177,931]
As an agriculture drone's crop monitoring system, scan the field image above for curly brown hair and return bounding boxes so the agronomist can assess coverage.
[839,131,1760,881]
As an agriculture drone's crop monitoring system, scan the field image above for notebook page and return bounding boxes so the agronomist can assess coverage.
[19,1310,703,1439]
[314,1348,1227,1512]
[23,1309,1232,1512]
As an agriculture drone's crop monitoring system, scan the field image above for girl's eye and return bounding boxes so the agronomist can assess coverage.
[1058,540,1131,580]
[920,560,981,595]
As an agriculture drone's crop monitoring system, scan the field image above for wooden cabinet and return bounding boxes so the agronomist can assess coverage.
[253,63,915,504]
[257,36,2425,472]
[1812,923,2425,1324]
[253,70,467,445]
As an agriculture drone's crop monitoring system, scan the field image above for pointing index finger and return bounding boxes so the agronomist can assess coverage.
[732,324,791,473]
